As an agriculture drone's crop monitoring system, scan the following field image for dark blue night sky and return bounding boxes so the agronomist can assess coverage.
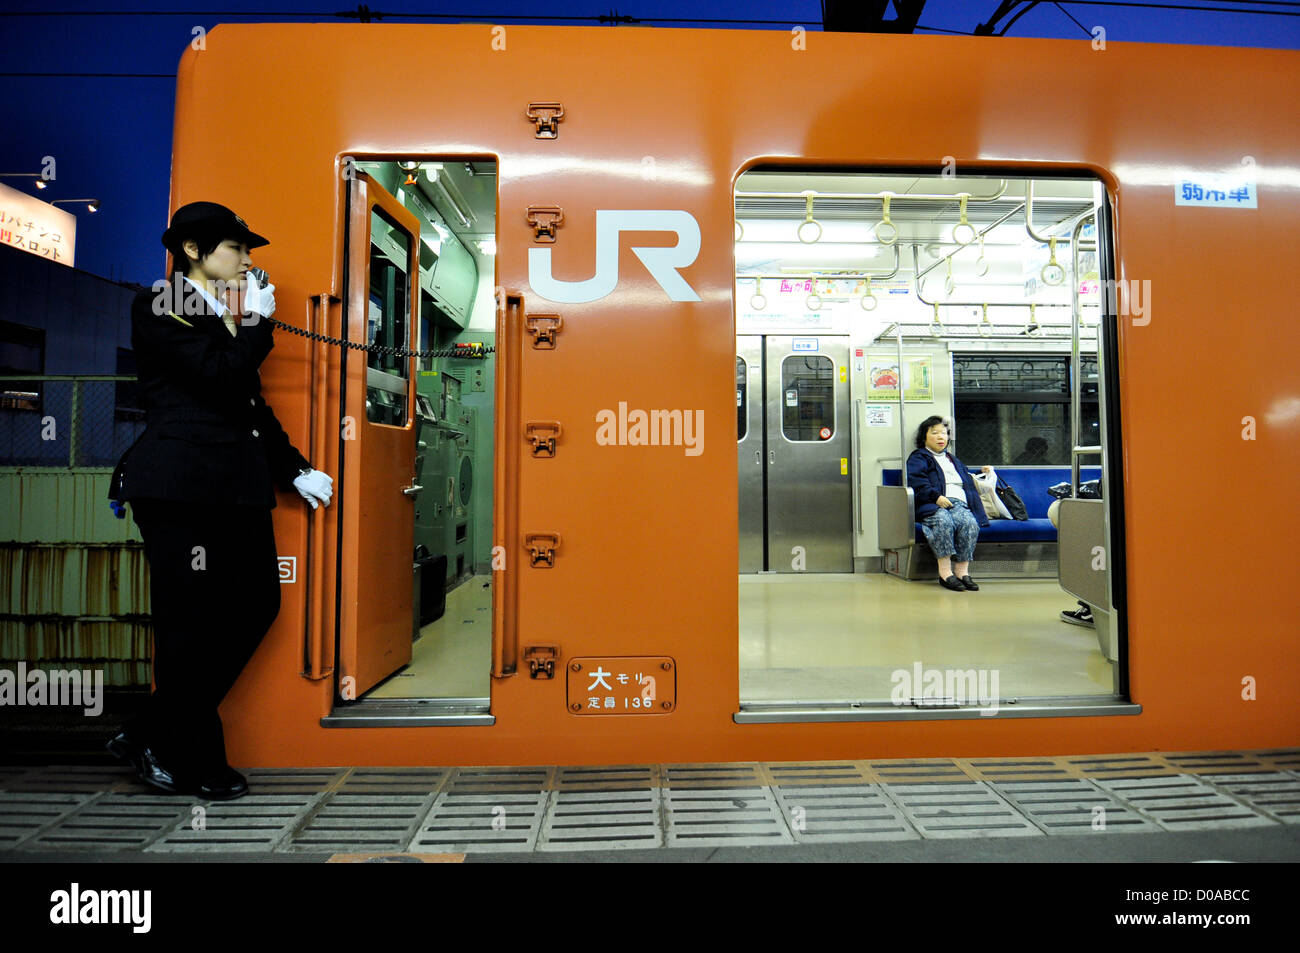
[2,0,1298,286]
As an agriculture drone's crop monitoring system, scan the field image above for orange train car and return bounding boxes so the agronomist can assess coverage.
[157,22,1298,767]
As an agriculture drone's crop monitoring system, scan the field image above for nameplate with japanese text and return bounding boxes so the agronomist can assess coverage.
[566,657,675,715]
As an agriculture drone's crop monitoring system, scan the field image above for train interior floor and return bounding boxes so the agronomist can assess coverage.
[363,572,1113,702]
[740,573,1114,701]
[367,576,493,699]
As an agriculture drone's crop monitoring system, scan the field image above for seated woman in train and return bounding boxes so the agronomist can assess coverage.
[905,416,991,591]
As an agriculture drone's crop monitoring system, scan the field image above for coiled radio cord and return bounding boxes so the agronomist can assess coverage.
[267,315,495,360]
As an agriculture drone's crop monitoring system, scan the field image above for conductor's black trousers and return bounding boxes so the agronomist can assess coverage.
[127,498,282,780]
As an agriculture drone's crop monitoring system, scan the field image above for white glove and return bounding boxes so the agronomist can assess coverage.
[293,468,333,509]
[241,270,276,320]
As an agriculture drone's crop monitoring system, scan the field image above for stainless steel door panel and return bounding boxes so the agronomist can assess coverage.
[737,336,764,572]
[764,336,853,573]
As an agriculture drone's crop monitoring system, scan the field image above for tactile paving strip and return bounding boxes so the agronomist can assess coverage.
[961,758,1080,783]
[147,794,323,852]
[1256,749,1300,773]
[772,784,919,842]
[0,791,96,849]
[764,762,871,787]
[333,768,452,796]
[989,779,1160,834]
[1199,773,1300,824]
[1093,775,1279,831]
[241,768,348,796]
[662,763,767,789]
[1158,751,1269,775]
[554,765,660,790]
[1062,754,1177,778]
[538,788,663,851]
[881,781,1043,838]
[868,759,970,784]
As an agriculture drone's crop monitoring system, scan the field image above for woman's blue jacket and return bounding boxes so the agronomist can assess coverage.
[905,448,990,527]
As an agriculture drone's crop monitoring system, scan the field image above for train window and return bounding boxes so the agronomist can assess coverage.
[735,167,1124,718]
[736,356,747,440]
[954,354,1099,465]
[781,354,834,440]
[365,206,411,426]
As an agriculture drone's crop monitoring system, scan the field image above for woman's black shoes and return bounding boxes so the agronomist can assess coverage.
[939,575,966,591]
[960,576,979,591]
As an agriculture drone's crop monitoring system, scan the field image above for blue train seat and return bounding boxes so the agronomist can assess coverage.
[881,466,1102,545]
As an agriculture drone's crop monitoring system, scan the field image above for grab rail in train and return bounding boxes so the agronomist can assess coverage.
[912,202,1096,296]
[852,400,863,534]
[305,292,336,681]
[735,179,1009,203]
[740,243,902,283]
[492,291,524,678]
[1069,210,1100,496]
[896,324,907,487]
[911,244,1092,312]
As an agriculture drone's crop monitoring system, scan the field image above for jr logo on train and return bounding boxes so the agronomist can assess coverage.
[527,209,702,302]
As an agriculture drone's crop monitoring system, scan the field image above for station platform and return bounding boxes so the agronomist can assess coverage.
[3,748,1298,863]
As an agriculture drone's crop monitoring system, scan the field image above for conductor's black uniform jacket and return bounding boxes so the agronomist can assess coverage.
[109,279,310,509]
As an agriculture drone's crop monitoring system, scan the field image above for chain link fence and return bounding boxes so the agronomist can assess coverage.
[0,375,143,467]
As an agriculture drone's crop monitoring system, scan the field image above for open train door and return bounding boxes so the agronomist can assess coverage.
[336,170,420,699]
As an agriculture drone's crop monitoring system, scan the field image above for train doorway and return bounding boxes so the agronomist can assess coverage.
[330,159,497,718]
[734,167,1126,715]
[737,334,853,573]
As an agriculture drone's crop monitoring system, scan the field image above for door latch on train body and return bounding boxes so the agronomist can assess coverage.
[523,644,560,679]
[524,532,561,568]
[525,102,565,139]
[525,313,563,348]
[525,421,563,457]
[527,206,564,243]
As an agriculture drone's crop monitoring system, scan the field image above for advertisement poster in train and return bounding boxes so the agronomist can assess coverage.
[866,354,933,401]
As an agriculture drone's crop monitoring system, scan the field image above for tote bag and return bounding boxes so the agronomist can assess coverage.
[995,474,1029,521]
[972,469,1012,519]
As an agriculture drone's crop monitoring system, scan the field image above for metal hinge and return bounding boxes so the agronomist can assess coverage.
[525,313,563,349]
[524,532,561,568]
[525,421,563,457]
[524,644,560,679]
[526,206,564,243]
[525,102,565,139]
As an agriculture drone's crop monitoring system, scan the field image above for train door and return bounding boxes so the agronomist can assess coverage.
[737,337,764,572]
[336,172,419,698]
[737,334,853,573]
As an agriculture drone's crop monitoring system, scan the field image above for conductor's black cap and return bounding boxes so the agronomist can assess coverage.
[161,201,269,254]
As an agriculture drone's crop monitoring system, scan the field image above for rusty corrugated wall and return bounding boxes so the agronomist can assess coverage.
[0,469,151,687]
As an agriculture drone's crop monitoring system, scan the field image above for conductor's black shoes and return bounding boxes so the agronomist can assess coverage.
[107,732,184,795]
[105,731,143,773]
[193,767,249,801]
